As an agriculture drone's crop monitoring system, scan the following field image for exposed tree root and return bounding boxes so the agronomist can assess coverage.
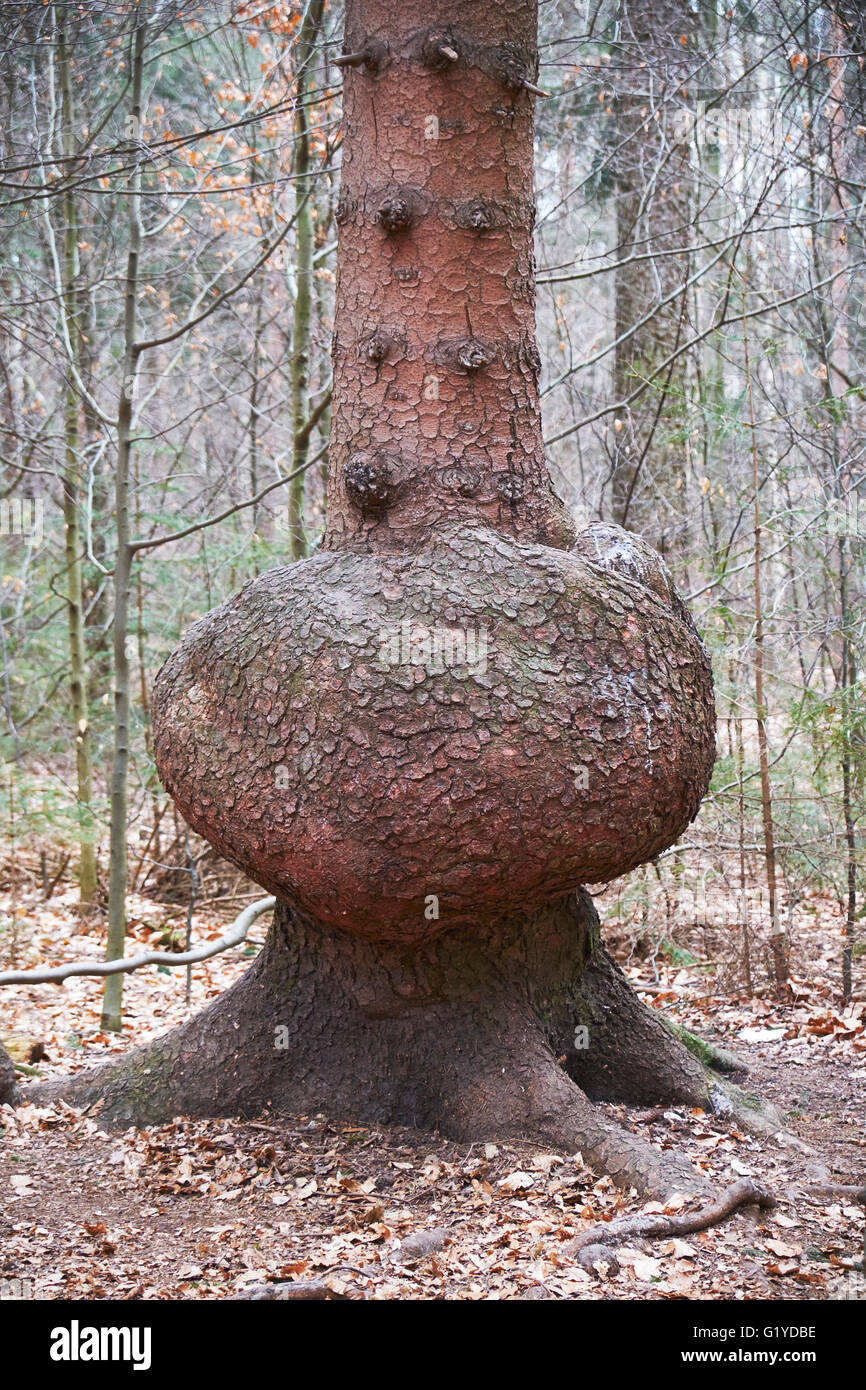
[564,1178,776,1264]
[797,1184,866,1204]
[14,891,781,1204]
[704,1073,787,1140]
[230,1281,354,1301]
[660,1019,747,1076]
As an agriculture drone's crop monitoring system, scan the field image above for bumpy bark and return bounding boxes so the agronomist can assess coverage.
[151,0,714,934]
[0,1040,19,1106]
[323,0,572,553]
[23,0,725,1200]
[33,891,712,1197]
[152,521,714,941]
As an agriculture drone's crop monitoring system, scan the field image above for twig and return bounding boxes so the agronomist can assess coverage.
[521,79,550,98]
[184,827,198,1006]
[0,897,275,985]
[130,802,167,892]
[44,852,71,901]
[332,51,369,68]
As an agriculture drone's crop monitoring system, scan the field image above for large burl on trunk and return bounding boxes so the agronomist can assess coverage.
[32,0,727,1197]
[154,524,712,940]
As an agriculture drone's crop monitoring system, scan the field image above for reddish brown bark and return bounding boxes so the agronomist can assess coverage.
[324,0,573,553]
[32,891,713,1198]
[24,0,725,1199]
[152,521,714,941]
[150,1,714,943]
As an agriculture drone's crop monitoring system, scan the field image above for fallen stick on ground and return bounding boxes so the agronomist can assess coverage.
[0,897,275,986]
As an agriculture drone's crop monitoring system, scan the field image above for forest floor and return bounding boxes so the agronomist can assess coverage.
[1,863,864,1301]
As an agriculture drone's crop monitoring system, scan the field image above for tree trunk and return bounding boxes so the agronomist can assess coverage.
[742,283,787,991]
[29,0,731,1200]
[102,24,145,1032]
[321,0,573,553]
[821,16,858,1006]
[58,29,98,908]
[287,0,325,559]
[35,890,715,1197]
[609,0,696,536]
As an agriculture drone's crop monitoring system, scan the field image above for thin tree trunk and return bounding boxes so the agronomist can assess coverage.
[610,0,695,535]
[58,29,97,908]
[736,697,753,995]
[827,21,858,1006]
[287,0,325,559]
[742,281,787,990]
[102,24,145,1032]
[804,19,858,1004]
[248,286,263,539]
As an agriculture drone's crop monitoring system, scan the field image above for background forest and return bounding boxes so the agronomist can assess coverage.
[0,0,863,1017]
